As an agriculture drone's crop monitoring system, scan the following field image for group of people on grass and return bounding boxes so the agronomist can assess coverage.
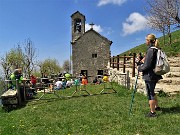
[7,70,110,95]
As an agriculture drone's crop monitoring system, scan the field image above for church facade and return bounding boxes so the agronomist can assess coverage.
[71,11,112,80]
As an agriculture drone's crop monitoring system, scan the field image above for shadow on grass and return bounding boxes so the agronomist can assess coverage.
[26,92,116,106]
[1,101,27,113]
[161,105,180,114]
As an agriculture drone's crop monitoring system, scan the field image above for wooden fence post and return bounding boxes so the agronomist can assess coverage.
[126,70,130,89]
[112,56,115,69]
[117,55,119,71]
[132,53,136,77]
[123,54,126,73]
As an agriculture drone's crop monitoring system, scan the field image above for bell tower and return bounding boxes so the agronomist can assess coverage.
[71,11,86,42]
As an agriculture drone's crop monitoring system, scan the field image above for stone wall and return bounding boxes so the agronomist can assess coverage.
[107,63,131,89]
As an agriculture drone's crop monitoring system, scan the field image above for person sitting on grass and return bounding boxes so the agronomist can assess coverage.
[9,68,23,89]
[92,77,98,84]
[9,68,26,102]
[103,74,109,83]
[81,75,88,85]
[80,75,88,90]
[54,78,63,90]
[30,74,37,95]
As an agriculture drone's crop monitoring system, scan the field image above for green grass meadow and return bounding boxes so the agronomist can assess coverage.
[0,83,180,135]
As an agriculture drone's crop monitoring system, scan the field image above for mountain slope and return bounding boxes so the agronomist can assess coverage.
[120,30,180,57]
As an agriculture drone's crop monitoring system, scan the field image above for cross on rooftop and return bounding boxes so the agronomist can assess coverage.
[89,22,94,29]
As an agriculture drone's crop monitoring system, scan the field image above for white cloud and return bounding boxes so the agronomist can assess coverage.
[122,12,148,36]
[97,0,127,6]
[85,23,103,33]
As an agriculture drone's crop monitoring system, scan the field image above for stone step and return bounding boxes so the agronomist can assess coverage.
[168,59,180,63]
[158,78,180,85]
[163,72,180,78]
[170,63,180,67]
[134,76,180,85]
[169,58,180,64]
[168,57,180,63]
[155,84,180,93]
[128,68,180,79]
[169,67,180,72]
[134,83,180,95]
[130,76,180,91]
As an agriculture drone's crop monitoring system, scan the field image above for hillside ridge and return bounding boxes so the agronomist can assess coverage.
[119,30,180,57]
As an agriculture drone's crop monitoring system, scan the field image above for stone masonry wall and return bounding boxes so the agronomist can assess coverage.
[107,62,131,89]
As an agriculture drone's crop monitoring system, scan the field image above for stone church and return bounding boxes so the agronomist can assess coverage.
[71,11,112,81]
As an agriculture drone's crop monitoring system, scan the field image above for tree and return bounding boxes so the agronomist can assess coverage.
[63,60,70,73]
[1,53,12,79]
[147,15,167,45]
[23,39,37,78]
[0,39,37,79]
[145,0,180,45]
[38,58,62,77]
[0,45,24,79]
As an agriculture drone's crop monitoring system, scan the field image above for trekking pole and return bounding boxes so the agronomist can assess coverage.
[129,71,139,115]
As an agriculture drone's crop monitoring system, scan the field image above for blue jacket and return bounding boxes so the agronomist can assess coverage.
[138,45,162,81]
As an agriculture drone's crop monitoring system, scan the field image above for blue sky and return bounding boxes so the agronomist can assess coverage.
[0,0,162,66]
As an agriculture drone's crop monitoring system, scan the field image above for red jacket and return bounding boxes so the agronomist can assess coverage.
[31,75,37,84]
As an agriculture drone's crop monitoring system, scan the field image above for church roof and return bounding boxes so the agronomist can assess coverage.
[72,28,113,45]
[71,11,86,20]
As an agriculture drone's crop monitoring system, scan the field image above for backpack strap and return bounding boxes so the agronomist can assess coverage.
[150,47,158,69]
[150,46,158,50]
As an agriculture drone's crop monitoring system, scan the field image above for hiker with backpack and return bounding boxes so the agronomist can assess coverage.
[138,34,163,117]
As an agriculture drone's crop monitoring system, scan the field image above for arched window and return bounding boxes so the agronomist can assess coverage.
[74,18,82,33]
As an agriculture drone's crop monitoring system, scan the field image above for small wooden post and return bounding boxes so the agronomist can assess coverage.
[112,56,115,69]
[132,53,136,77]
[127,70,130,89]
[117,55,119,71]
[123,54,126,73]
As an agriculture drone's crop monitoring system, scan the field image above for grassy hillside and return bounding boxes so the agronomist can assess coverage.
[120,30,180,57]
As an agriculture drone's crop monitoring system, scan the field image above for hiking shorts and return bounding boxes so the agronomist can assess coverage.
[145,80,157,100]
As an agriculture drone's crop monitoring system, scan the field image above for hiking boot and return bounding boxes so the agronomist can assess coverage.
[145,112,157,118]
[155,107,161,111]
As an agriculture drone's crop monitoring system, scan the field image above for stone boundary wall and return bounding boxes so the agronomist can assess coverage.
[107,65,131,89]
[107,65,148,95]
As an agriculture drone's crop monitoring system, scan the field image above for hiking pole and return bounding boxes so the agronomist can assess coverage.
[129,71,139,115]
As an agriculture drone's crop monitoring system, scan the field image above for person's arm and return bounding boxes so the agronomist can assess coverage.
[54,82,57,86]
[138,48,154,72]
